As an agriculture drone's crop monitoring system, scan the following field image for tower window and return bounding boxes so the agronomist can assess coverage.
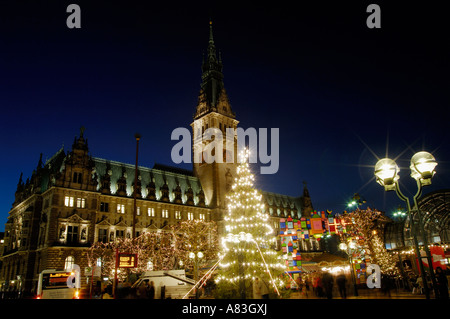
[65,196,74,207]
[118,183,126,192]
[64,256,75,271]
[187,212,194,220]
[102,180,110,190]
[100,202,109,212]
[162,209,169,218]
[148,208,155,217]
[199,213,205,220]
[98,229,108,243]
[67,226,79,244]
[73,172,82,184]
[115,230,124,239]
[76,198,86,209]
[175,211,181,219]
[117,204,125,214]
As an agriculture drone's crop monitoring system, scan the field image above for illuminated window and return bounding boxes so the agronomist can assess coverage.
[148,208,155,217]
[187,212,194,220]
[76,198,86,209]
[96,257,102,267]
[162,209,169,218]
[65,196,74,207]
[199,213,205,220]
[136,207,141,216]
[117,204,125,214]
[175,211,181,219]
[64,256,75,271]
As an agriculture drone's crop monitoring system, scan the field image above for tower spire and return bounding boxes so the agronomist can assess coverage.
[196,20,235,119]
[209,19,214,44]
[205,19,218,66]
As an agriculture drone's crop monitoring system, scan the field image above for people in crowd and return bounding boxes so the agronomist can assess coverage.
[253,277,262,299]
[253,277,270,299]
[336,271,347,299]
[321,272,334,299]
[147,280,155,299]
[435,267,449,299]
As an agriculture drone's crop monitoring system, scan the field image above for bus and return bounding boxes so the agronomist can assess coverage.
[36,269,80,299]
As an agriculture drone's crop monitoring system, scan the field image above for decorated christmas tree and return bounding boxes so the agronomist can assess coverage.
[173,219,219,280]
[214,150,285,299]
[339,207,400,276]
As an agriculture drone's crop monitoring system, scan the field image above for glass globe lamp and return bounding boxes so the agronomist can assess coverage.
[410,151,437,186]
[374,158,399,191]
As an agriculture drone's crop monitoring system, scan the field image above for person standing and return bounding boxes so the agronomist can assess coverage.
[137,280,148,299]
[312,273,320,297]
[336,272,347,299]
[304,275,311,297]
[261,278,270,299]
[322,272,334,299]
[253,277,262,299]
[102,285,113,299]
[381,275,392,297]
[416,275,424,295]
[147,281,155,299]
[435,267,449,299]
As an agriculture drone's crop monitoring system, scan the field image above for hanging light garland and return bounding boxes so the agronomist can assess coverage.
[215,149,286,298]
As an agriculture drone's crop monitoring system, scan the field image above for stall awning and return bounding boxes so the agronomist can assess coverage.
[299,264,321,273]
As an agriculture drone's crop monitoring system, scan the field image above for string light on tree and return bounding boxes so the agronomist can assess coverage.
[215,149,285,299]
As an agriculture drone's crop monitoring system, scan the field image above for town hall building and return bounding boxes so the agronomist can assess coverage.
[0,22,317,296]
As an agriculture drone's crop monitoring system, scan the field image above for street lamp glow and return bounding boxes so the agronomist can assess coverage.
[374,158,399,191]
[410,151,437,186]
[349,241,357,249]
[373,149,439,299]
[339,243,348,251]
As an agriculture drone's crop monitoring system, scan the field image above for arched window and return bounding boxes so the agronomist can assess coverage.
[64,256,75,271]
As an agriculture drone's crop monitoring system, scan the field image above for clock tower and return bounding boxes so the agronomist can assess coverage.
[191,21,239,219]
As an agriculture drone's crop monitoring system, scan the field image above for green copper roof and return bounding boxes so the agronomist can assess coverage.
[93,157,202,203]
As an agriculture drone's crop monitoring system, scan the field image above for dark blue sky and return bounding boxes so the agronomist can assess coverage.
[0,1,449,231]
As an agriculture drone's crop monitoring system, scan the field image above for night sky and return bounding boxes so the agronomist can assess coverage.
[0,1,449,231]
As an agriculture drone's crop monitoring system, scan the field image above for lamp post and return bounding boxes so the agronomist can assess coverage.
[132,133,141,239]
[189,251,204,298]
[374,151,439,299]
[339,241,359,296]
